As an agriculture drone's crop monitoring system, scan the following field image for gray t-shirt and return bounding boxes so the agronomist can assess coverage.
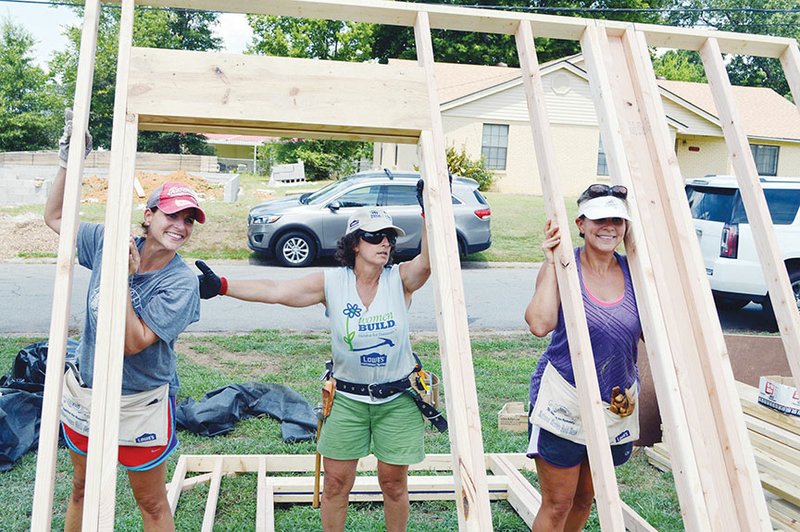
[75,222,200,395]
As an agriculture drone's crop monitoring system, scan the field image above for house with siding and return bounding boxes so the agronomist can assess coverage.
[374,55,800,195]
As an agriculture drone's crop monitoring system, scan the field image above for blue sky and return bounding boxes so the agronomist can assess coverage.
[1,2,253,68]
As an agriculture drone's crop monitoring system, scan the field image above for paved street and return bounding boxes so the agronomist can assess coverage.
[0,260,777,336]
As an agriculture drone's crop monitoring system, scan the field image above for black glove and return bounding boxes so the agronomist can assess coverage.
[416,179,425,215]
[416,174,454,216]
[196,260,226,299]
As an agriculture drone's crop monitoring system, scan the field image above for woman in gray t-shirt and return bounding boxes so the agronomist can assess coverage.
[45,111,205,531]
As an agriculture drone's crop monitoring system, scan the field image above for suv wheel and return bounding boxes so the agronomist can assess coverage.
[275,231,316,267]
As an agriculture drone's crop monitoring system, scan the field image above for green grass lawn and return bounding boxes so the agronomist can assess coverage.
[0,332,682,531]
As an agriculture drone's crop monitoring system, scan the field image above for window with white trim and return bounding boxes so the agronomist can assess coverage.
[481,124,509,170]
[750,144,779,176]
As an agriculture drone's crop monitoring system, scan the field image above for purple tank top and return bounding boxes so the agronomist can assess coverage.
[529,248,641,407]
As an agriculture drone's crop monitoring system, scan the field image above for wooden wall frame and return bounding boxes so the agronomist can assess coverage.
[33,0,800,530]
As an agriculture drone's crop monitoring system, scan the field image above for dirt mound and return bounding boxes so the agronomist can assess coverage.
[81,170,223,203]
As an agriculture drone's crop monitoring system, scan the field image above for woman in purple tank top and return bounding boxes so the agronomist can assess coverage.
[523,184,642,531]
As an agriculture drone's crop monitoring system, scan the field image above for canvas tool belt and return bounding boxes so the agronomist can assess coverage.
[60,363,171,447]
[530,362,639,445]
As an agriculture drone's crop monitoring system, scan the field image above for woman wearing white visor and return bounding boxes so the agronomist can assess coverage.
[524,184,642,531]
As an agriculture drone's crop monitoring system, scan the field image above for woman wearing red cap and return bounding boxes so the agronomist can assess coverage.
[198,200,434,532]
[45,112,205,531]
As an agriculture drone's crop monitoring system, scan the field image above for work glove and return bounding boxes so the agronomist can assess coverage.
[58,108,93,168]
[416,173,453,216]
[608,385,635,417]
[196,260,228,299]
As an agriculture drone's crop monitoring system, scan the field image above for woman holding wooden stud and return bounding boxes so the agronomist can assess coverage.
[197,200,437,532]
[524,184,641,531]
[45,110,205,531]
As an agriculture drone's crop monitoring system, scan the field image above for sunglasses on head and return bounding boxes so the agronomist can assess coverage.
[586,184,628,200]
[360,230,397,245]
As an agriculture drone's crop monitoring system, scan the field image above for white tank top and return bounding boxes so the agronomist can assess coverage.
[324,265,415,404]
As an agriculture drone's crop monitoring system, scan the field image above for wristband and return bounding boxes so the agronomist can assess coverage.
[220,276,228,296]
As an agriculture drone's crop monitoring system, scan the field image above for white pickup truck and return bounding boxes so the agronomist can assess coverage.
[685,175,800,317]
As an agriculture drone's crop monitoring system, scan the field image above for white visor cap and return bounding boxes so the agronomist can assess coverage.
[577,195,631,221]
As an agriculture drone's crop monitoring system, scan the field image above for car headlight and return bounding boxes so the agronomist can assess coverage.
[250,214,282,225]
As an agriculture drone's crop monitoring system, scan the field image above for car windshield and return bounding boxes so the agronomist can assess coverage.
[302,180,351,205]
[686,185,737,222]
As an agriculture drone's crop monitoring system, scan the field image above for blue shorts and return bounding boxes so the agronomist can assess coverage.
[62,395,179,472]
[527,421,633,468]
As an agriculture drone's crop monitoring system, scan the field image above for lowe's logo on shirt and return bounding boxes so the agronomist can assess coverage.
[360,353,387,367]
[136,433,157,444]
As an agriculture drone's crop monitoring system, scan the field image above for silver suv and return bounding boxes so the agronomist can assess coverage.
[685,175,800,314]
[248,170,492,267]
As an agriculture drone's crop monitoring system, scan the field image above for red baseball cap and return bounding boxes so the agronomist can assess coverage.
[146,181,206,224]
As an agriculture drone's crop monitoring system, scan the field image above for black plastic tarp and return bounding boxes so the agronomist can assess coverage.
[0,339,78,472]
[175,382,318,442]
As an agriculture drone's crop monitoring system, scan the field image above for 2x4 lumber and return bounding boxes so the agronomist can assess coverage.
[179,453,533,475]
[127,48,430,143]
[736,381,800,437]
[414,10,492,529]
[514,20,626,531]
[258,475,511,504]
[201,457,224,532]
[603,25,768,529]
[487,454,541,528]
[578,23,713,531]
[616,27,765,529]
[81,1,137,529]
[256,457,274,532]
[700,37,800,398]
[767,498,800,531]
[779,45,800,117]
[130,0,796,56]
[30,1,102,529]
[168,455,189,515]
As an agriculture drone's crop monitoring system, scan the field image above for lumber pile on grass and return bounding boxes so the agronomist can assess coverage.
[644,381,800,531]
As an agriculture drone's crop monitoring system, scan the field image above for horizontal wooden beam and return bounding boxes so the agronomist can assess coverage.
[128,47,431,142]
[117,0,797,56]
[179,453,535,474]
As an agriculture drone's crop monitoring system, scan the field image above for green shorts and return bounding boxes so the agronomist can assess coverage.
[317,392,425,465]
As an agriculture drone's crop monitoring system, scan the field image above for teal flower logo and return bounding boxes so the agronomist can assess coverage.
[342,303,362,350]
[343,303,362,319]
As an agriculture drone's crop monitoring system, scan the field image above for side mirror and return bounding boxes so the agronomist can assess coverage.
[328,201,341,212]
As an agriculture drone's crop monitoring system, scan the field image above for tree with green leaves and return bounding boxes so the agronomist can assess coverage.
[50,6,221,152]
[247,15,374,61]
[261,138,371,181]
[652,50,706,83]
[666,0,800,97]
[0,19,63,151]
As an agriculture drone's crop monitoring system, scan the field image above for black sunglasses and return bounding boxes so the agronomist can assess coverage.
[360,230,397,245]
[586,184,628,200]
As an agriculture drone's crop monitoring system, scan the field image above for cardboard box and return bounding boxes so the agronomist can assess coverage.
[758,376,800,417]
[498,402,528,432]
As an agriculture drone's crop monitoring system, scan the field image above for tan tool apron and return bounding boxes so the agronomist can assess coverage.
[529,362,639,445]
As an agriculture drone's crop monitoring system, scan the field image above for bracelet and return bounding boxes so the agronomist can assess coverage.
[220,277,228,296]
